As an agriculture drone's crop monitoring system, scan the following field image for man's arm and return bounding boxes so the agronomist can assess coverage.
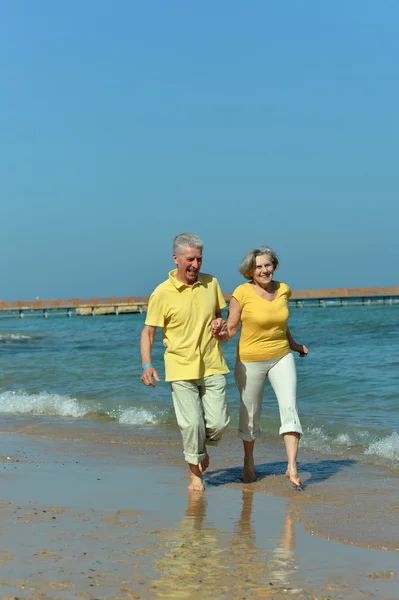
[140,325,161,387]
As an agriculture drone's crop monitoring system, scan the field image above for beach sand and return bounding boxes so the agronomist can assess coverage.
[0,425,398,599]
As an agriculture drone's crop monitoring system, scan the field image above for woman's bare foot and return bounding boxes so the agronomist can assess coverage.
[285,467,302,488]
[188,464,205,491]
[241,456,256,483]
[199,451,209,473]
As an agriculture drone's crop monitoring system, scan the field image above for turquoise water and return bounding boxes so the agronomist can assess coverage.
[1,305,398,467]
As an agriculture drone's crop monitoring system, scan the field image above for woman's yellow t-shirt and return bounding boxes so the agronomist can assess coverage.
[232,281,291,362]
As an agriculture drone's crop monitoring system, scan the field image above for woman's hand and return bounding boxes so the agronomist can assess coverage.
[286,328,307,357]
[293,343,308,357]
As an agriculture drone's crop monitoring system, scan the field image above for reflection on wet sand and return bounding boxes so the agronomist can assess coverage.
[232,490,298,591]
[150,491,304,599]
[269,503,296,588]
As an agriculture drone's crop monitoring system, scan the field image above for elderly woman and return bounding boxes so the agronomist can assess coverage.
[215,246,307,487]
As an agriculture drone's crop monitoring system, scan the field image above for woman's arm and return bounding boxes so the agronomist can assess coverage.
[287,327,308,357]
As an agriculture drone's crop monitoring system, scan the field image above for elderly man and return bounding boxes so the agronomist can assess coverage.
[140,233,229,491]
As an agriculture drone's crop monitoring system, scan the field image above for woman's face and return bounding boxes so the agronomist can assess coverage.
[252,254,275,287]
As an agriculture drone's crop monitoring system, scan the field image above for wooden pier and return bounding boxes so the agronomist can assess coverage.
[0,287,398,318]
[290,286,399,307]
[0,297,150,318]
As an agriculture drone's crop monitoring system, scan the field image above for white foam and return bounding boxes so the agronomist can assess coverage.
[365,432,399,462]
[0,390,91,418]
[300,427,332,453]
[117,407,167,426]
[334,433,352,445]
[0,333,32,341]
[0,390,168,426]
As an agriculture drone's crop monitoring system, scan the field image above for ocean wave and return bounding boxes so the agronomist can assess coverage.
[301,426,375,451]
[365,432,399,463]
[0,390,92,418]
[0,389,168,426]
[0,333,33,343]
[300,426,398,466]
[300,427,332,453]
[116,406,168,426]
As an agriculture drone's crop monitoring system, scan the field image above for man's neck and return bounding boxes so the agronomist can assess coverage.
[174,270,199,287]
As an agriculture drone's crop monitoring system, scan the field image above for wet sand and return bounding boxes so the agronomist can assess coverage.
[0,427,398,599]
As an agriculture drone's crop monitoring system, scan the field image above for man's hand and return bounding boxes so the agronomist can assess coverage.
[141,366,160,387]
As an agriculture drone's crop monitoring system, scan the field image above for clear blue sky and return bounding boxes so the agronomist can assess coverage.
[1,1,398,299]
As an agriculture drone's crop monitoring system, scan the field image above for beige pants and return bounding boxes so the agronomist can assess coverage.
[235,353,303,441]
[170,374,229,464]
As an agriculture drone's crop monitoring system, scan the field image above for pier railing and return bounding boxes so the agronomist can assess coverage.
[224,286,399,302]
[290,286,399,300]
[0,297,150,311]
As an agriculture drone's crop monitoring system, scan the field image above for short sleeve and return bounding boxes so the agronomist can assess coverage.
[285,284,292,299]
[232,284,246,307]
[145,290,165,327]
[214,278,227,311]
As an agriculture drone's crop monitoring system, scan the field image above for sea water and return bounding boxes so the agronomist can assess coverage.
[0,305,398,468]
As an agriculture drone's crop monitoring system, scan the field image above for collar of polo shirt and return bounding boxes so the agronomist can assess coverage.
[168,269,204,290]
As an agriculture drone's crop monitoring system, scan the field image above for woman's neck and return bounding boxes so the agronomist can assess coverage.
[251,280,276,293]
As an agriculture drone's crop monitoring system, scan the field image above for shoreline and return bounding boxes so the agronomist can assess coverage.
[0,434,398,600]
[2,420,399,552]
[0,427,398,599]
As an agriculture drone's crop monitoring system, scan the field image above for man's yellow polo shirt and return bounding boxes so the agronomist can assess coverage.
[145,270,229,382]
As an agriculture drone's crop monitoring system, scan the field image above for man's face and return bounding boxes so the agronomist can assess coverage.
[173,246,203,285]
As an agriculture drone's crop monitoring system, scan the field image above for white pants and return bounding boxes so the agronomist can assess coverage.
[234,353,303,441]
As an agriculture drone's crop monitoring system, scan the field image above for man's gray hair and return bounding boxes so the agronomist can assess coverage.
[173,233,204,255]
[239,246,279,280]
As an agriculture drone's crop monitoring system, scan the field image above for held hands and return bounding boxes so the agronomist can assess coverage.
[211,317,224,336]
[211,317,228,341]
[141,365,160,387]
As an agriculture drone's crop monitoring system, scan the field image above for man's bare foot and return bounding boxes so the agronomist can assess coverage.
[285,467,302,488]
[199,451,209,473]
[188,464,205,491]
[241,457,256,483]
